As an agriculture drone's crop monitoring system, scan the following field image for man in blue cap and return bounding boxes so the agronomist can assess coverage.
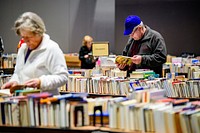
[117,15,167,77]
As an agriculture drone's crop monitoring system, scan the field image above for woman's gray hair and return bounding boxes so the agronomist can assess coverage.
[14,12,46,36]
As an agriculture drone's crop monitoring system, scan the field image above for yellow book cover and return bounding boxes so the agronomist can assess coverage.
[115,56,132,66]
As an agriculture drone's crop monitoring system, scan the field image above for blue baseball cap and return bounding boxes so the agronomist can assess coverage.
[124,15,141,35]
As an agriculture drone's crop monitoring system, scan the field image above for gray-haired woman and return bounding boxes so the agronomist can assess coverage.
[1,12,68,95]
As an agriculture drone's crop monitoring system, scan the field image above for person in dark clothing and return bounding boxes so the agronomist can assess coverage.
[79,35,97,69]
[117,15,167,77]
[0,36,4,54]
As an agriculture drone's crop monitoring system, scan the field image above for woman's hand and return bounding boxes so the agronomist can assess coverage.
[1,81,18,89]
[24,78,41,89]
[84,55,89,58]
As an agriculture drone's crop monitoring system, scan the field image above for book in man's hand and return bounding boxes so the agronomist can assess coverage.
[115,55,132,66]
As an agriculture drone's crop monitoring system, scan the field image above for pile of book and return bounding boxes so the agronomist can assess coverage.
[163,78,200,98]
[108,96,200,133]
[129,70,156,79]
[0,92,90,128]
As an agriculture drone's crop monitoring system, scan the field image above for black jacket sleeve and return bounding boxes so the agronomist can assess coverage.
[141,35,167,67]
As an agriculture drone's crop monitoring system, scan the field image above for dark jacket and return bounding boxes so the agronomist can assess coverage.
[79,46,96,69]
[122,26,167,77]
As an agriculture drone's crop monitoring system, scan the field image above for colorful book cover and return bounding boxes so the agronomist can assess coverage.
[115,55,132,66]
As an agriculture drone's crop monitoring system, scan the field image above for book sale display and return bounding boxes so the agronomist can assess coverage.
[0,54,200,133]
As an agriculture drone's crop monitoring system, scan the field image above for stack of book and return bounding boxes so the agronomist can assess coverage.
[130,70,156,79]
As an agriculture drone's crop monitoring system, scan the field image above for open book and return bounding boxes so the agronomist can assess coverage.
[115,56,132,66]
[0,89,12,96]
[0,84,26,96]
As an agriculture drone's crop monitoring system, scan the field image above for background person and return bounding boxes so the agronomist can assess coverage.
[79,35,97,69]
[0,36,4,54]
[1,12,68,95]
[116,15,167,77]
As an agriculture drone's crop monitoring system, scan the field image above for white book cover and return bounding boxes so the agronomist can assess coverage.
[183,109,200,133]
[19,100,29,126]
[41,104,48,127]
[4,103,9,125]
[118,99,137,130]
[108,102,114,128]
[153,104,173,133]
[28,98,35,126]
[129,105,135,130]
[107,97,126,128]
[11,102,19,126]
[47,104,54,127]
[190,111,200,133]
[131,102,147,132]
[4,103,12,125]
[53,103,60,127]
[83,103,89,126]
[59,99,66,128]
[65,103,70,127]
[147,103,167,132]
[127,102,145,131]
[0,89,11,96]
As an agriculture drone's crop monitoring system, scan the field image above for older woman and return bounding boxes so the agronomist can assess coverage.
[1,12,68,95]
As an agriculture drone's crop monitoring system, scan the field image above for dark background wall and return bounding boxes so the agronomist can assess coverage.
[0,0,115,54]
[0,0,200,56]
[115,0,200,56]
